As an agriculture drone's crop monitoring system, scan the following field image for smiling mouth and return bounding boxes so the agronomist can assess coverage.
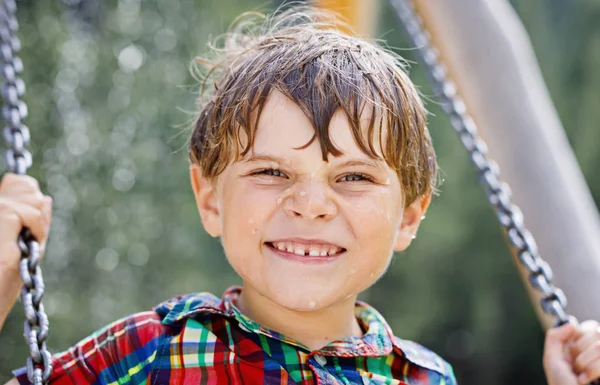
[264,241,346,257]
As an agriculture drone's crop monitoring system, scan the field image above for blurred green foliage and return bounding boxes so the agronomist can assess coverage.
[1,0,599,384]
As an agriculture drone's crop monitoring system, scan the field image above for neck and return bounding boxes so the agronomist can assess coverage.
[236,282,364,351]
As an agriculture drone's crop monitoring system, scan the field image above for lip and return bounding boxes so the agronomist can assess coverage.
[263,241,345,264]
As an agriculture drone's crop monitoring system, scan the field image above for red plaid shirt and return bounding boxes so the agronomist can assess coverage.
[14,286,456,384]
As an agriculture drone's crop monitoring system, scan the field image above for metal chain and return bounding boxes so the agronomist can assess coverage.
[0,0,52,384]
[390,2,600,383]
[390,0,570,326]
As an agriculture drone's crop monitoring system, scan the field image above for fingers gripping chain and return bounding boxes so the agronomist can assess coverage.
[389,1,599,384]
[0,1,52,384]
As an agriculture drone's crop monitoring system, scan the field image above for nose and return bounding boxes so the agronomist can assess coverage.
[283,179,337,221]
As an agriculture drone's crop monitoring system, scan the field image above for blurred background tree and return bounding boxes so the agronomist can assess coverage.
[1,1,599,384]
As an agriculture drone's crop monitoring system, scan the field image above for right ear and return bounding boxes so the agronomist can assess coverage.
[189,164,221,237]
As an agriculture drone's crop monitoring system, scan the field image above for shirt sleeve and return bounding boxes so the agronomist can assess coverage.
[12,311,165,385]
[443,361,458,385]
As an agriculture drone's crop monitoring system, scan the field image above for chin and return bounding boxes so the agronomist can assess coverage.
[261,281,345,312]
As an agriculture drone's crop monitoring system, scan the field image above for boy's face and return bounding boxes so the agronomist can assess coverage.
[191,90,429,311]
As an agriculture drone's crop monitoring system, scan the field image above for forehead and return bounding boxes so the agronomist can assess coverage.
[248,90,387,160]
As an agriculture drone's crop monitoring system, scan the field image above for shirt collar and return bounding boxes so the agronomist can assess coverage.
[154,286,445,374]
[221,286,400,356]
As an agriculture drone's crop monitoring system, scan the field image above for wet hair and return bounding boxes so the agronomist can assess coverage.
[188,5,437,205]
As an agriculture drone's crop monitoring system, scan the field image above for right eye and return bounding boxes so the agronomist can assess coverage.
[251,168,286,178]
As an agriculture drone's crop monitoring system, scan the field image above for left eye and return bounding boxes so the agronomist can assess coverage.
[339,173,371,182]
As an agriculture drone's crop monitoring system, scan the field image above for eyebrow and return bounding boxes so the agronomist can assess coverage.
[241,154,386,171]
[240,154,282,164]
[335,159,386,171]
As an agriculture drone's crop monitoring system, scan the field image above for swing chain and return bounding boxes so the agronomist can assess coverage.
[0,0,52,384]
[390,0,574,329]
[389,3,600,379]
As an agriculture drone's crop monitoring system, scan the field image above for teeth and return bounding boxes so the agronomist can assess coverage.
[271,241,343,257]
[293,242,306,256]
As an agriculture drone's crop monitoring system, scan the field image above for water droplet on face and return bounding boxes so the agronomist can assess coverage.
[249,219,255,224]
[308,300,317,309]
[276,196,283,205]
[385,177,391,185]
[299,191,306,197]
[252,228,257,235]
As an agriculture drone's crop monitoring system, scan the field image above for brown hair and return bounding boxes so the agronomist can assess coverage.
[188,6,437,205]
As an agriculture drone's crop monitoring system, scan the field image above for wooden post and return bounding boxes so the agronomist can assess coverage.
[412,0,600,328]
[312,0,380,36]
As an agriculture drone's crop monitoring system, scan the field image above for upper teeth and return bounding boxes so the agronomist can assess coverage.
[272,242,341,256]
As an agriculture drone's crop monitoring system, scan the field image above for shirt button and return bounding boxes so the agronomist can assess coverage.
[313,354,327,366]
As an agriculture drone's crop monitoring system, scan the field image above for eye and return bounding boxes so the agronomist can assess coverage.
[252,168,286,178]
[339,173,373,182]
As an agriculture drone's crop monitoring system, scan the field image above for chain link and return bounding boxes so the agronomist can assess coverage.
[0,0,52,383]
[388,3,600,383]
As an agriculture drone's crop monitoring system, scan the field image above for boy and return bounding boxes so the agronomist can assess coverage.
[1,6,599,385]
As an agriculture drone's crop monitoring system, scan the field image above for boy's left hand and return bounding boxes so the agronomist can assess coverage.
[544,320,600,385]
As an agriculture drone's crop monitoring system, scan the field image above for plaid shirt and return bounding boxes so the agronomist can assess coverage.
[14,286,456,384]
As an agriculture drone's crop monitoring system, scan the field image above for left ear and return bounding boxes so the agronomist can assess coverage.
[393,193,432,252]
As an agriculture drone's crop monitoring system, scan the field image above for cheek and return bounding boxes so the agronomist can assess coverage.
[219,184,271,281]
[220,182,279,246]
[344,193,402,276]
[350,192,401,240]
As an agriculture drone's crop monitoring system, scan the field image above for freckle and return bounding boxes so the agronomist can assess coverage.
[299,191,306,197]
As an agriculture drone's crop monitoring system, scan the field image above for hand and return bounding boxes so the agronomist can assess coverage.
[0,173,52,331]
[544,320,600,385]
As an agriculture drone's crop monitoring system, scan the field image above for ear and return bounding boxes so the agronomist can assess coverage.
[189,164,221,237]
[393,193,432,252]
